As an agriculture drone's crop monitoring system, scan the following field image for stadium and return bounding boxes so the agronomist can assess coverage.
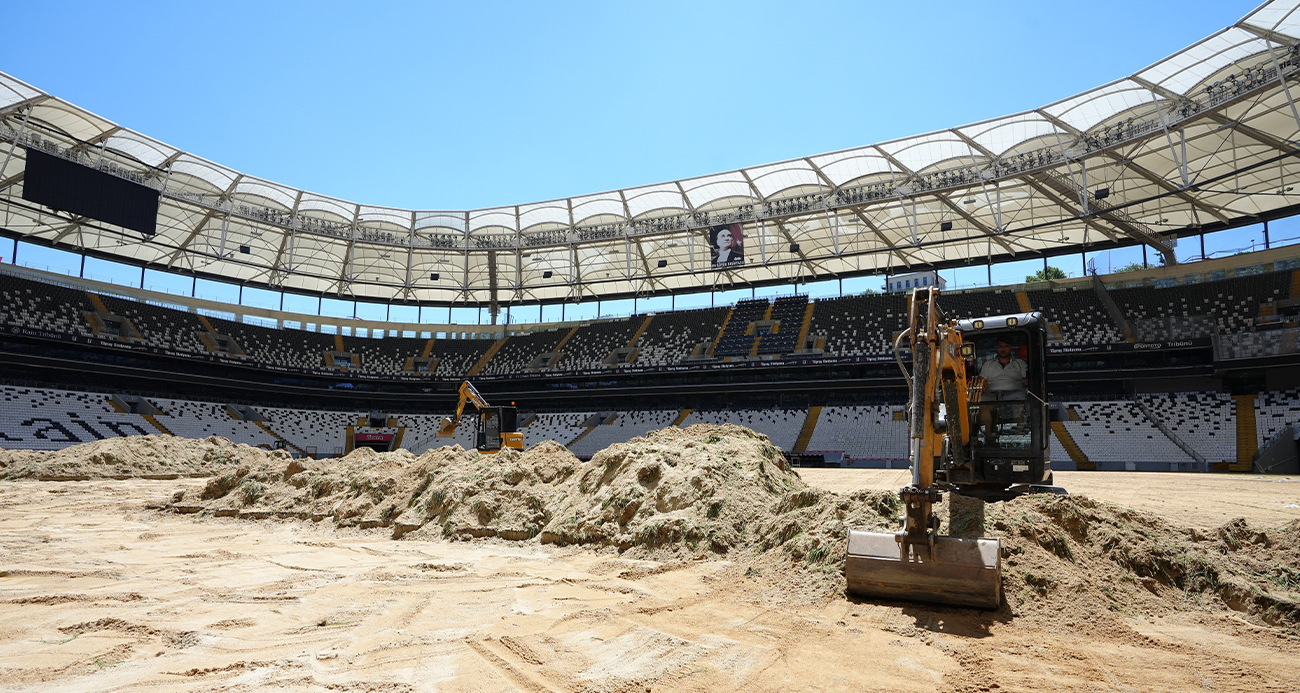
[2,2,1300,691]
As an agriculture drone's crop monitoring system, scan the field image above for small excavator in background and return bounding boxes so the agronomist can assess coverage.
[845,287,1064,609]
[437,381,524,453]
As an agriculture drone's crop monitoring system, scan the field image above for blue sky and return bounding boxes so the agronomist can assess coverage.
[2,1,1286,320]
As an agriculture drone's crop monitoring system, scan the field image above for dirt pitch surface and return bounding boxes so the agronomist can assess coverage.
[1,432,1299,692]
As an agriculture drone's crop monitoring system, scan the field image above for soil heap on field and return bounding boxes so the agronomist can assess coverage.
[980,494,1300,630]
[0,434,270,480]
[6,425,1298,630]
[187,424,899,566]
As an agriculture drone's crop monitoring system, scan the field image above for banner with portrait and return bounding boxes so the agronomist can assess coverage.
[709,223,745,268]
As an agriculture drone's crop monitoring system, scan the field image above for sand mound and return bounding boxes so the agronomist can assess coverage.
[185,423,899,565]
[10,425,1297,628]
[983,493,1300,628]
[0,435,273,480]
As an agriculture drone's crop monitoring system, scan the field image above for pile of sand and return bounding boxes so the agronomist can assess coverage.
[0,435,270,480]
[184,424,899,566]
[6,425,1298,629]
[981,493,1300,629]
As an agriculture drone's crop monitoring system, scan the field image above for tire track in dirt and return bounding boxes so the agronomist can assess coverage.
[465,638,563,693]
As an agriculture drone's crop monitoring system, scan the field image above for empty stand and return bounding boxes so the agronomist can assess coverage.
[1062,400,1193,467]
[98,294,208,354]
[0,385,156,449]
[713,299,770,357]
[0,274,95,337]
[1025,287,1123,345]
[634,306,729,366]
[479,330,568,376]
[521,412,593,447]
[755,296,808,355]
[802,405,909,462]
[679,408,806,451]
[1137,392,1236,463]
[567,410,678,458]
[555,318,640,371]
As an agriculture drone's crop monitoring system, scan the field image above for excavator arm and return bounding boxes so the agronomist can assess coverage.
[437,381,491,438]
[846,287,1002,609]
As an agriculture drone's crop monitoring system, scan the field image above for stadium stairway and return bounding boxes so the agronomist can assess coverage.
[671,409,693,427]
[468,336,508,376]
[795,303,815,352]
[1233,394,1259,470]
[422,338,435,358]
[1015,291,1032,313]
[142,413,173,435]
[1051,421,1092,470]
[628,315,653,348]
[255,421,306,456]
[793,405,822,453]
[746,303,775,357]
[707,308,734,357]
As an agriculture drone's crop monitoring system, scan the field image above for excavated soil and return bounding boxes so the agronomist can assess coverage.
[0,435,265,481]
[2,425,1299,691]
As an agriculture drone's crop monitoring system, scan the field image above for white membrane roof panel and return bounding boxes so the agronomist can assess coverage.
[103,131,176,168]
[961,115,1063,156]
[2,1,1300,303]
[880,135,978,173]
[1243,2,1300,36]
[1043,79,1158,132]
[1138,29,1272,94]
[626,186,688,218]
[517,202,569,228]
[569,193,626,223]
[746,162,824,197]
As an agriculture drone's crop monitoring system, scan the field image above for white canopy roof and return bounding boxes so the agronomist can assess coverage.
[3,1,1300,305]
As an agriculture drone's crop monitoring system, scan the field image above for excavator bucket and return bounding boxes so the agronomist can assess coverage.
[435,416,457,438]
[845,530,1002,610]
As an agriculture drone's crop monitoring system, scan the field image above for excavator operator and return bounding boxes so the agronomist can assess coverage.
[974,336,1029,446]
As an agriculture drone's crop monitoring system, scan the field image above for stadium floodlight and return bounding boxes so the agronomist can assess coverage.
[940,222,953,232]
[1094,187,1110,200]
[657,260,667,268]
[430,273,439,280]
[543,271,553,278]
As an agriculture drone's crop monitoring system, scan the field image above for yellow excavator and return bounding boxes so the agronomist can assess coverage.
[437,381,524,453]
[845,287,1063,609]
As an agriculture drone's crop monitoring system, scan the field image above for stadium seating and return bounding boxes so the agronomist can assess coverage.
[430,338,495,378]
[0,274,95,337]
[479,329,568,375]
[521,412,593,447]
[1112,270,1291,337]
[0,385,156,449]
[1255,389,1300,447]
[206,316,337,371]
[679,408,807,451]
[259,406,362,456]
[1136,392,1235,463]
[97,294,209,354]
[1062,401,1194,466]
[1024,287,1123,344]
[803,405,909,461]
[713,299,770,357]
[807,293,909,356]
[755,295,807,355]
[633,306,729,366]
[341,334,425,374]
[151,397,277,448]
[567,410,678,458]
[555,318,640,371]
